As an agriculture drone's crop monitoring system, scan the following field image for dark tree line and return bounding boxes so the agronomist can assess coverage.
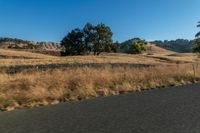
[61,23,119,56]
[0,37,29,44]
[152,39,195,53]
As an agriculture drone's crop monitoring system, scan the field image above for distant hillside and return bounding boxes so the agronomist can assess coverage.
[0,37,60,51]
[151,39,195,53]
[119,38,175,55]
[145,43,175,55]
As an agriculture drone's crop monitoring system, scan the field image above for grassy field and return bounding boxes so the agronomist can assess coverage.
[0,47,200,111]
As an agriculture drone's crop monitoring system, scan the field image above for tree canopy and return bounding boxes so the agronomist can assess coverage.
[127,39,146,54]
[196,21,200,38]
[61,23,115,56]
[120,38,147,54]
[61,28,88,55]
[193,22,200,53]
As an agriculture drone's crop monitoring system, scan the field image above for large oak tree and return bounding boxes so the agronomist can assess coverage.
[61,23,114,56]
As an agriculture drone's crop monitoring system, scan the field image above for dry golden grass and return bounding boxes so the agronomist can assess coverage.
[0,52,198,68]
[0,54,161,67]
[146,43,176,55]
[0,48,200,111]
[0,49,55,59]
[0,64,199,111]
[0,48,199,68]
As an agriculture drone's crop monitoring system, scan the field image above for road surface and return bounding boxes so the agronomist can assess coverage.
[1,83,200,133]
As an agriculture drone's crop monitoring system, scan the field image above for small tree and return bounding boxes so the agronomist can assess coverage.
[128,39,146,54]
[194,22,200,53]
[196,21,200,38]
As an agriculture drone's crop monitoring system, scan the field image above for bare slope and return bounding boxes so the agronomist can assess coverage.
[145,43,176,55]
[0,41,60,50]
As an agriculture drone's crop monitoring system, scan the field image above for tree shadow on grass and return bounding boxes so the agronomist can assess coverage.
[0,63,154,74]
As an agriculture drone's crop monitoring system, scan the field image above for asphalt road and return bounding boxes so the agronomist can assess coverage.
[1,83,200,133]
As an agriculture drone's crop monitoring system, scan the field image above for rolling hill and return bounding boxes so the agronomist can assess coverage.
[151,39,195,53]
[145,43,175,55]
[119,38,175,55]
[0,37,60,50]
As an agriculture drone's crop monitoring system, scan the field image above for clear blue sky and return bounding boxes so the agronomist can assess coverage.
[0,0,199,42]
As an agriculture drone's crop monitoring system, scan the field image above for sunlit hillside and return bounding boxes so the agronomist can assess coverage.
[0,47,200,111]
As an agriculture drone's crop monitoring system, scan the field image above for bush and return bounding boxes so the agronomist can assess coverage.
[128,39,146,54]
